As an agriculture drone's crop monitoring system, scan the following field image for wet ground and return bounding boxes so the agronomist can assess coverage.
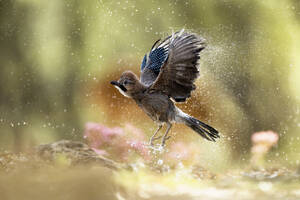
[1,142,300,200]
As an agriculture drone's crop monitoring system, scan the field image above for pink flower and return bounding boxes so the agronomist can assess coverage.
[251,130,279,147]
[84,122,124,148]
[83,122,149,162]
[250,130,279,167]
[126,139,150,160]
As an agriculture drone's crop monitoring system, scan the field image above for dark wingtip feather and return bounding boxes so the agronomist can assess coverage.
[150,39,161,51]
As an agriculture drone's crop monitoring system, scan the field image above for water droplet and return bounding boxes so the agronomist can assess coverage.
[258,182,272,192]
[157,159,163,165]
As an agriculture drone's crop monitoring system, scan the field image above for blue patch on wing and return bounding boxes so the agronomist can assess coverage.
[140,47,168,74]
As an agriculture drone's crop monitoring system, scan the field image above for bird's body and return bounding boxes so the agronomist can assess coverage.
[134,91,176,124]
[111,30,219,146]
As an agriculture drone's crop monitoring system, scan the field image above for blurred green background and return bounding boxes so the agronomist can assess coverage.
[0,0,300,167]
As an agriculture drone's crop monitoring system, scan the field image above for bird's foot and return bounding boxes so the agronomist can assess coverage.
[149,136,162,146]
[160,136,171,147]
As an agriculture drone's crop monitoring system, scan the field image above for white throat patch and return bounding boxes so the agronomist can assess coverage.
[114,85,130,98]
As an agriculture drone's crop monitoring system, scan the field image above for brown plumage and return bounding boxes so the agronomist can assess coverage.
[150,32,205,102]
[111,30,219,147]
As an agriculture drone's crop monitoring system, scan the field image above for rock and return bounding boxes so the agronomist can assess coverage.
[36,140,127,170]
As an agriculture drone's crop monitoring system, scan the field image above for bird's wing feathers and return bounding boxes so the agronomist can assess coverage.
[140,53,147,71]
[149,31,206,102]
[140,39,169,86]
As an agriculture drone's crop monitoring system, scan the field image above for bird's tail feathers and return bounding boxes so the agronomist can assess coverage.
[176,110,219,141]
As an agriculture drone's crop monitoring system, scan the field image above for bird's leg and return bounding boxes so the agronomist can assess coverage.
[149,125,163,146]
[160,123,172,147]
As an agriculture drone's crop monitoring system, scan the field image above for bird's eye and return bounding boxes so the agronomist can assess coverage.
[123,80,128,85]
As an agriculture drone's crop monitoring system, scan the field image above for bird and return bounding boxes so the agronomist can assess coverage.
[110,29,219,147]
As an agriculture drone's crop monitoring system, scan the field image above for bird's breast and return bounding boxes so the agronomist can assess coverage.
[133,92,176,123]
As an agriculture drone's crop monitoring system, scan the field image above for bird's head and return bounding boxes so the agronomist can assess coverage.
[110,71,142,98]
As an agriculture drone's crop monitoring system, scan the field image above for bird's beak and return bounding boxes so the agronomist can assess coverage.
[110,80,127,92]
[110,80,119,86]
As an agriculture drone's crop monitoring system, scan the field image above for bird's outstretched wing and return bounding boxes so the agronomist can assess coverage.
[149,30,206,102]
[140,33,173,86]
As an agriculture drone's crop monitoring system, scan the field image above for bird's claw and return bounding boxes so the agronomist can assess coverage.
[149,135,171,147]
[149,136,162,146]
[152,136,162,141]
[160,136,171,147]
